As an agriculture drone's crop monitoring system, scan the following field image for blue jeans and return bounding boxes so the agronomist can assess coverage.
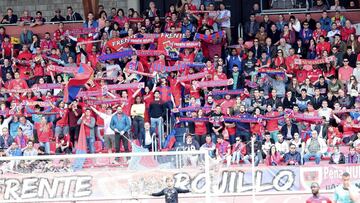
[231,151,243,164]
[303,152,322,164]
[86,136,95,153]
[243,150,263,166]
[39,142,50,154]
[151,117,164,148]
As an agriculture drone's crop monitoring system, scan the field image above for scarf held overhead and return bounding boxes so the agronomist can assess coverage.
[67,28,96,35]
[211,89,245,96]
[196,79,233,88]
[258,68,285,75]
[77,90,105,98]
[48,65,79,74]
[194,31,225,43]
[105,82,145,91]
[177,72,207,82]
[98,49,133,61]
[33,83,63,90]
[86,98,128,105]
[294,56,336,65]
[150,63,188,72]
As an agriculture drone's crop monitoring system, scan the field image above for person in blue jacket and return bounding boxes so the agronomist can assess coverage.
[110,106,131,153]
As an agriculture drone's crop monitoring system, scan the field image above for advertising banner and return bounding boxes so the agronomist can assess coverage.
[0,163,359,201]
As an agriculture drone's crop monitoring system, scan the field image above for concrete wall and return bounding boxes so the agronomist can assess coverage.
[0,0,130,23]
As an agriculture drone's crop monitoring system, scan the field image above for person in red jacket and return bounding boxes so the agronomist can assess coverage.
[7,71,28,90]
[194,109,208,146]
[265,145,282,166]
[14,45,32,79]
[1,36,13,59]
[316,35,330,57]
[231,137,246,164]
[168,72,181,107]
[285,48,300,74]
[40,32,57,55]
[340,20,356,41]
[50,101,69,137]
[35,116,53,154]
[312,22,327,43]
[31,47,46,80]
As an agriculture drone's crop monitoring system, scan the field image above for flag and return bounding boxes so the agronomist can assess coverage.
[72,122,87,171]
[162,129,177,150]
[63,63,94,103]
[128,142,159,170]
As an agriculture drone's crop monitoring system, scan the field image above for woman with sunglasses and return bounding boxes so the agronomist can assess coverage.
[338,58,354,85]
[273,50,285,68]
[347,76,360,97]
[231,137,246,165]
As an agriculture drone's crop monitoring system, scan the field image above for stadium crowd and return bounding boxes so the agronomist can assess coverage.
[0,0,359,169]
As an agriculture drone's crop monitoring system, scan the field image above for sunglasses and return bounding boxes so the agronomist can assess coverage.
[344,61,349,62]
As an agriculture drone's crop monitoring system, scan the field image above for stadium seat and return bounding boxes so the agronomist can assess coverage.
[174,127,187,146]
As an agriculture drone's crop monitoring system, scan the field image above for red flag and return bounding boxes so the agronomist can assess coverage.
[63,63,94,103]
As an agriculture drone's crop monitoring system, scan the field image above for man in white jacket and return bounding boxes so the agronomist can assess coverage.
[303,130,328,165]
[90,106,116,154]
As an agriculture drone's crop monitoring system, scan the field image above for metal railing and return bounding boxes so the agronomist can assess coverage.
[238,23,243,39]
[151,133,158,152]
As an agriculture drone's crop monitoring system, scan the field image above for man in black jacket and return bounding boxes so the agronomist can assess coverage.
[243,14,259,41]
[66,6,83,21]
[1,8,18,24]
[149,90,166,148]
[262,37,277,58]
[152,176,190,203]
[283,143,302,165]
[50,9,66,22]
[281,117,299,140]
[228,65,244,90]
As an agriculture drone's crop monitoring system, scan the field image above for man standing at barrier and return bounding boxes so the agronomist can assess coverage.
[334,172,359,203]
[149,90,166,148]
[306,182,331,203]
[110,106,131,153]
[151,176,190,203]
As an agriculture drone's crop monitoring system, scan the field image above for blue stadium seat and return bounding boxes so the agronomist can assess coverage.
[173,127,187,146]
